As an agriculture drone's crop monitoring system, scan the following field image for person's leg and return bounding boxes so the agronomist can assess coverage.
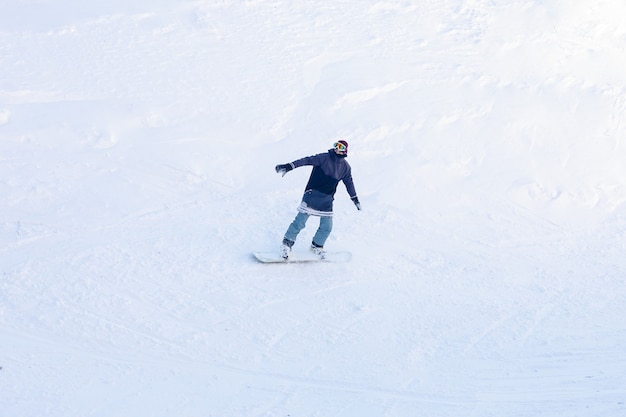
[284,211,310,244]
[312,216,333,247]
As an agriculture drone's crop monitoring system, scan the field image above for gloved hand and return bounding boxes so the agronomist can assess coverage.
[275,163,293,177]
[351,196,361,210]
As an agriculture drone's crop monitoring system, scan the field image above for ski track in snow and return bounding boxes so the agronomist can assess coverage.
[2,1,626,416]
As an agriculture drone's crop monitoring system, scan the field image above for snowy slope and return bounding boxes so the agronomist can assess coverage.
[2,1,626,416]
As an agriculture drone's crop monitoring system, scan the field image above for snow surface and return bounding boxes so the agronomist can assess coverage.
[2,1,626,416]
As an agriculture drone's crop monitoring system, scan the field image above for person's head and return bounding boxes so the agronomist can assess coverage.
[333,140,348,156]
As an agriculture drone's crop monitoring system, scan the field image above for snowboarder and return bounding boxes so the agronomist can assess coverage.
[275,140,361,259]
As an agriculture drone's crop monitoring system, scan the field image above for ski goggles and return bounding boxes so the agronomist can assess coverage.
[333,141,347,153]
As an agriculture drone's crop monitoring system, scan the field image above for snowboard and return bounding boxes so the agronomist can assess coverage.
[253,251,352,264]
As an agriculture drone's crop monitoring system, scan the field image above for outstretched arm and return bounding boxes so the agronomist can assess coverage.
[275,153,326,176]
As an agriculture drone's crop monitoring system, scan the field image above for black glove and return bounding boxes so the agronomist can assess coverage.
[275,163,293,177]
[351,196,361,210]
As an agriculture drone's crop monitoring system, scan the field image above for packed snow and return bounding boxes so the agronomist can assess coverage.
[2,1,626,416]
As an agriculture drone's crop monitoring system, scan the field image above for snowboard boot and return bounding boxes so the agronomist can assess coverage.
[281,238,294,259]
[310,241,326,259]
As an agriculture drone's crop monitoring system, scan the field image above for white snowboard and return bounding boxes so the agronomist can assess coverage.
[253,251,352,264]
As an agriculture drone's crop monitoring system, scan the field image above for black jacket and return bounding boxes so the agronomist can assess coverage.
[289,150,357,216]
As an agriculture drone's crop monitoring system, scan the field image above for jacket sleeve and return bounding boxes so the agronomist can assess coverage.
[291,153,326,169]
[343,169,357,198]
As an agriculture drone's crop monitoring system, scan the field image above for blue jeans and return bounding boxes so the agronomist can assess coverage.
[284,212,333,247]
